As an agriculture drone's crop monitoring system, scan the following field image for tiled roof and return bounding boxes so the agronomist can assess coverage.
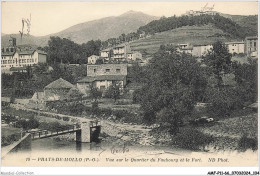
[45,78,74,89]
[88,55,99,58]
[77,75,126,83]
[1,49,46,56]
[1,51,15,56]
[36,50,47,55]
[225,41,244,44]
[17,50,35,55]
[101,48,113,52]
[77,76,96,83]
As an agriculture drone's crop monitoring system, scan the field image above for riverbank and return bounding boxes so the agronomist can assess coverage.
[4,103,258,153]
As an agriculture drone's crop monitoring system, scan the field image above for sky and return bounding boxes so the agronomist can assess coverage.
[1,1,258,36]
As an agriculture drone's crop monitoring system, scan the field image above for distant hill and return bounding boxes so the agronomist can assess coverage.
[1,11,159,47]
[130,24,231,56]
[220,13,258,36]
[130,13,257,56]
[137,14,257,40]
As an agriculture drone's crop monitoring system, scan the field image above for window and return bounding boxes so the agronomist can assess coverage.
[116,69,120,73]
[254,42,256,47]
[105,69,110,73]
[94,69,96,73]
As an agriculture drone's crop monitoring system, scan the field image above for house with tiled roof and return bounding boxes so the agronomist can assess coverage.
[88,55,102,64]
[77,64,127,94]
[112,43,131,61]
[100,48,113,61]
[1,38,47,70]
[44,78,75,101]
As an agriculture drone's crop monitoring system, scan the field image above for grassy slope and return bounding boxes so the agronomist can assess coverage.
[130,24,231,56]
[2,127,22,138]
[199,113,257,139]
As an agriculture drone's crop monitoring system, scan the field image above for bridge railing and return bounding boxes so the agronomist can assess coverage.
[28,127,81,139]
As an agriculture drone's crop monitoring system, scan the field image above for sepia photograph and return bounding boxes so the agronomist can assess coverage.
[1,1,259,175]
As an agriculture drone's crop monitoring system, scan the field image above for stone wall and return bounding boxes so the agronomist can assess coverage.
[44,88,70,101]
[87,64,127,76]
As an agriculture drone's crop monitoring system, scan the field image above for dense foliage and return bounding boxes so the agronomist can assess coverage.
[138,14,256,39]
[134,45,206,133]
[203,41,232,86]
[104,83,121,102]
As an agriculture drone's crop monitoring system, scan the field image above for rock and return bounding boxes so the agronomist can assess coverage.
[121,136,131,141]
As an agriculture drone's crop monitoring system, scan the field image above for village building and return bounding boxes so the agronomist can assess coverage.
[87,55,100,64]
[225,42,244,54]
[177,43,193,54]
[184,4,218,16]
[244,36,258,57]
[88,55,105,64]
[192,44,213,57]
[77,64,127,94]
[1,39,47,70]
[77,75,126,94]
[127,51,142,61]
[112,43,131,61]
[1,50,47,69]
[44,78,75,101]
[100,48,113,62]
[28,92,46,110]
[87,63,127,76]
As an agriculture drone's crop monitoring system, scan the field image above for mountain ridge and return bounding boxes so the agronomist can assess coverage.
[1,12,257,48]
[1,11,159,47]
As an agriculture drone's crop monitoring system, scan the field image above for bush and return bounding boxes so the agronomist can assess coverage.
[100,108,112,116]
[172,128,214,150]
[113,110,128,120]
[206,87,243,118]
[55,115,62,120]
[39,121,73,132]
[237,134,258,152]
[68,102,85,115]
[132,89,142,104]
[63,116,70,121]
[1,134,21,147]
[16,118,39,130]
[91,101,99,115]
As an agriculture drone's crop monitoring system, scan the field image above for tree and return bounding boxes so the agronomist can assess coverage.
[137,46,205,133]
[128,62,145,83]
[232,58,257,103]
[96,58,104,64]
[205,86,243,117]
[89,85,102,102]
[105,83,121,103]
[203,41,232,87]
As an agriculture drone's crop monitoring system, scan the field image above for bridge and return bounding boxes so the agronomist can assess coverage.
[2,120,101,158]
[29,121,101,142]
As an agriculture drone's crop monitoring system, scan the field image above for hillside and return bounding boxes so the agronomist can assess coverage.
[1,11,159,47]
[130,24,231,56]
[220,14,258,36]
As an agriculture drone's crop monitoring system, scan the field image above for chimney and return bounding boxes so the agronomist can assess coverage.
[9,37,16,47]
